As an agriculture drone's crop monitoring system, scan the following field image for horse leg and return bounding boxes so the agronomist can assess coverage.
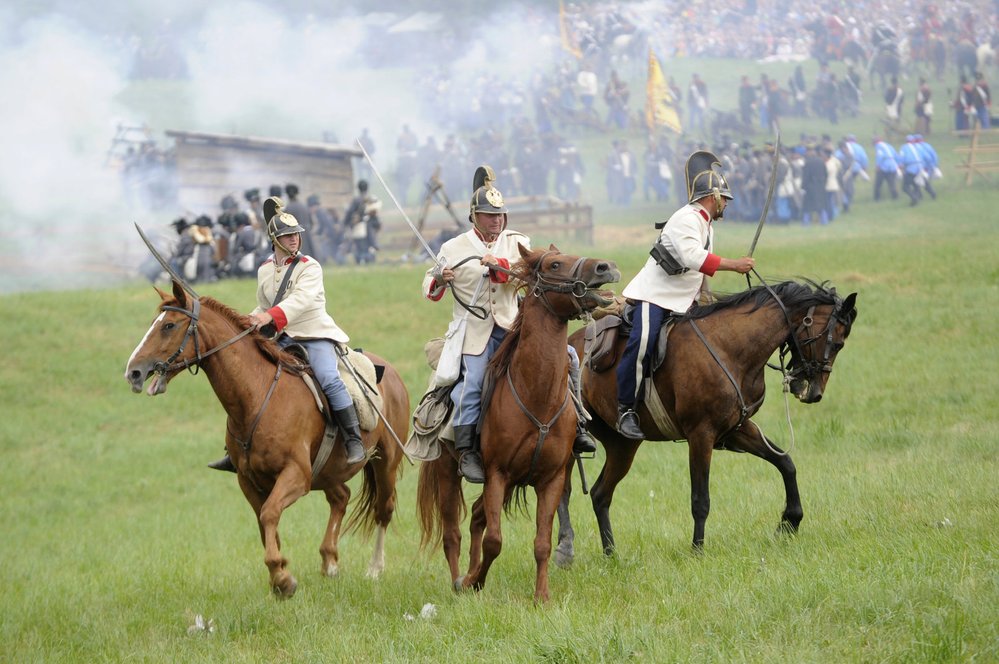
[555,468,575,568]
[459,478,506,593]
[436,457,464,583]
[320,483,351,577]
[688,434,715,550]
[466,495,486,579]
[365,454,399,580]
[588,421,643,555]
[721,423,803,535]
[533,470,567,603]
[257,466,309,597]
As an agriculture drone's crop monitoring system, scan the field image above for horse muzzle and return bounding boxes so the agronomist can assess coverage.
[125,362,169,396]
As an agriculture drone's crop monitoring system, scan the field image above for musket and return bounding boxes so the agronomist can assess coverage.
[135,222,200,299]
[355,139,443,268]
[748,129,781,259]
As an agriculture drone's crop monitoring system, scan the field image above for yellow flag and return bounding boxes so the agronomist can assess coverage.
[645,48,682,133]
[559,0,583,60]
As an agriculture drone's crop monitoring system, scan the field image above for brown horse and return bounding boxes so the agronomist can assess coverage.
[417,245,620,602]
[556,280,857,557]
[125,280,408,597]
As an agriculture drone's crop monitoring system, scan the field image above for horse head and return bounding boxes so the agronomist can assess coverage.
[786,288,858,403]
[125,279,203,396]
[515,244,621,320]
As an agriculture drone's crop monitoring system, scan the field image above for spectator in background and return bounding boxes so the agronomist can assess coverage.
[884,76,905,128]
[688,73,709,135]
[974,71,991,129]
[603,69,630,129]
[800,145,827,225]
[915,77,933,135]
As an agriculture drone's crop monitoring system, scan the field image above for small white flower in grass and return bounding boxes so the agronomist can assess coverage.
[403,612,416,621]
[648,490,655,498]
[187,614,215,635]
[420,603,437,620]
[935,517,953,528]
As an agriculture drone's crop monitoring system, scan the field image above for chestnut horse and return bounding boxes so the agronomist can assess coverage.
[557,280,857,557]
[417,245,620,602]
[125,280,408,597]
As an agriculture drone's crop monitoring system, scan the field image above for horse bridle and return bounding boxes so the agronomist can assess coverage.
[526,251,594,319]
[154,299,256,376]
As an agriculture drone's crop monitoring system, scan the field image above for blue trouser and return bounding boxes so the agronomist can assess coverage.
[616,301,670,408]
[280,337,352,410]
[452,325,507,426]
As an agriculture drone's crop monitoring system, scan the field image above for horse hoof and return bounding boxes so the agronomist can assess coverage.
[776,520,799,536]
[322,562,340,578]
[272,575,298,599]
[453,575,466,592]
[554,549,574,569]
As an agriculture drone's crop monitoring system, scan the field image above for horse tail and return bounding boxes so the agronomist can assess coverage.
[344,461,380,536]
[416,456,465,550]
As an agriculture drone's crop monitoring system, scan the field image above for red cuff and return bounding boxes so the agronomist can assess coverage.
[427,280,447,301]
[489,258,511,283]
[699,253,721,276]
[267,306,288,331]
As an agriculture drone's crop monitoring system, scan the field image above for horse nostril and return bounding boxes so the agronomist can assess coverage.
[129,369,142,382]
[595,262,609,274]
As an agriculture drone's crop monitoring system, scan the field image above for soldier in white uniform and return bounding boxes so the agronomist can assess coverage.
[209,197,366,472]
[423,166,595,483]
[615,151,756,440]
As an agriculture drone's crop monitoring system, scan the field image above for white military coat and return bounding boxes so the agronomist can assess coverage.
[621,202,720,313]
[423,228,530,356]
[253,254,349,343]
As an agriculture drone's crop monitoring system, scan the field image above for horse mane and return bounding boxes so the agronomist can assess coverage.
[486,248,546,381]
[684,279,842,321]
[164,295,306,373]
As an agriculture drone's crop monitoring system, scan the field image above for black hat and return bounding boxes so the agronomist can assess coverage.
[221,194,237,210]
[244,188,260,202]
[234,212,250,227]
[171,217,189,232]
[195,215,213,227]
[307,194,320,206]
[357,180,369,193]
[285,183,299,197]
[269,184,283,197]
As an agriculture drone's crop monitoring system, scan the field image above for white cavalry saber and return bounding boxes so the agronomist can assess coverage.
[355,138,444,268]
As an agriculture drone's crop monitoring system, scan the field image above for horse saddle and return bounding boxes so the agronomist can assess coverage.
[283,343,383,432]
[583,303,679,374]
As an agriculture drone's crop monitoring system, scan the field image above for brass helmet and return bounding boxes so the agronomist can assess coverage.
[469,165,508,228]
[684,150,734,205]
[264,196,304,247]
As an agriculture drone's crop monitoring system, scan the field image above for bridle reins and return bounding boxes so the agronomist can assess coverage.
[154,299,257,376]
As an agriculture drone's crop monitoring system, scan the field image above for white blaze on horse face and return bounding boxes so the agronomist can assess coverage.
[126,311,166,374]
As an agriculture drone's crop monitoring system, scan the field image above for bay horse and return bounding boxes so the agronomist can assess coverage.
[416,245,620,602]
[556,280,857,557]
[125,279,408,597]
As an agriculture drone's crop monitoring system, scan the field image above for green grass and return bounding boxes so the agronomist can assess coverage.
[4,60,999,662]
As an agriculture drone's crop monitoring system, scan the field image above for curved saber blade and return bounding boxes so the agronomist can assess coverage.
[748,130,781,258]
[134,222,200,299]
[355,138,443,267]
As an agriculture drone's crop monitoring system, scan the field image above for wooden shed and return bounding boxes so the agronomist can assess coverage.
[165,130,360,214]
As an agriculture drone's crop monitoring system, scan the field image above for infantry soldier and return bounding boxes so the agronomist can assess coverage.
[615,151,755,439]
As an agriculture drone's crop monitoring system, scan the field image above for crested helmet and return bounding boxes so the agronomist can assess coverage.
[684,150,734,205]
[264,196,304,248]
[469,165,508,233]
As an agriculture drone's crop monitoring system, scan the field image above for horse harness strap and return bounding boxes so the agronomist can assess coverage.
[505,371,570,484]
[158,299,257,374]
[227,362,284,454]
[688,320,764,431]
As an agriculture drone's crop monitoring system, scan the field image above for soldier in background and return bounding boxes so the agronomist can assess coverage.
[284,183,313,258]
[343,180,382,265]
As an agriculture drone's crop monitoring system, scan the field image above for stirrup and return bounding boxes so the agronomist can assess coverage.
[573,432,597,458]
[616,409,645,440]
[207,454,237,473]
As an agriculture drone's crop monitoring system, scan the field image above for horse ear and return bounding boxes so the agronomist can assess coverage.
[172,279,188,306]
[517,242,531,259]
[154,286,170,301]
[842,292,857,313]
[548,243,559,252]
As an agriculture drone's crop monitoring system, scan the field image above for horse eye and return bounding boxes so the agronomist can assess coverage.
[550,261,560,270]
[162,322,176,331]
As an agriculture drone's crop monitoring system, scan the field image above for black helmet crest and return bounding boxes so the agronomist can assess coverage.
[684,150,734,204]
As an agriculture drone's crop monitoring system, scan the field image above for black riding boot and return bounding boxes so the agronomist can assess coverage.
[333,405,367,465]
[453,423,484,484]
[616,404,645,440]
[207,452,237,473]
[569,362,596,455]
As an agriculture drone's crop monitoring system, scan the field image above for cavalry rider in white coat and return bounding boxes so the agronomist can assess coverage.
[615,151,755,440]
[209,197,366,472]
[423,166,595,483]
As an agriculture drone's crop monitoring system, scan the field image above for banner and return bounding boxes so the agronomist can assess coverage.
[559,0,583,60]
[645,48,682,133]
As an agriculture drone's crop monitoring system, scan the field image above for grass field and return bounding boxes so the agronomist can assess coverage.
[4,56,999,661]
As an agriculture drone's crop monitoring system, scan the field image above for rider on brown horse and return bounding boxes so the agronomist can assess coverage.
[422,166,595,483]
[615,150,755,440]
[209,196,366,471]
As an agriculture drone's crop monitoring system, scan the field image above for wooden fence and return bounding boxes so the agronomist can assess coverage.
[953,127,999,185]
